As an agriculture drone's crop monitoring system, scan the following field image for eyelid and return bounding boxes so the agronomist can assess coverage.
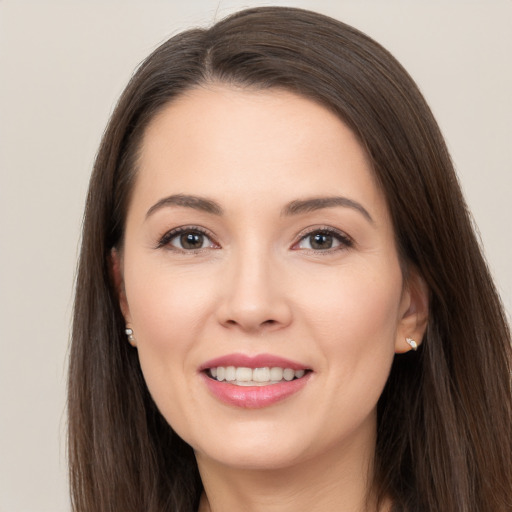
[156,225,219,251]
[291,225,354,251]
[155,224,352,252]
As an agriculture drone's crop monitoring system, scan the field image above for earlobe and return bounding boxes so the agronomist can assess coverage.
[395,270,429,354]
[110,248,131,322]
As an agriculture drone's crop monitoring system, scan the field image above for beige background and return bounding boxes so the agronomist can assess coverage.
[0,1,510,510]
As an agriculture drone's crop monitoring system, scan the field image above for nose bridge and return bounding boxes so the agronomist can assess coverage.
[218,239,291,332]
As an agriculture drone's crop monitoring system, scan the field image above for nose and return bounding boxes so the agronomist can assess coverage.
[216,248,293,333]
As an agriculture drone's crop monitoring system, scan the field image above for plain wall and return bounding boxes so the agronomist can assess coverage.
[1,1,510,510]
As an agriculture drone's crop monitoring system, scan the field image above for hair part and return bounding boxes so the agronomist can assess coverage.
[69,7,512,512]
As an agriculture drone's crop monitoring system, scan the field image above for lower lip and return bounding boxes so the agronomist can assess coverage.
[201,372,311,409]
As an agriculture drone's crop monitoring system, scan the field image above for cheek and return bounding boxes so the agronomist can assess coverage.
[126,262,215,344]
[123,270,219,442]
[295,259,402,402]
[298,260,402,341]
[296,276,400,450]
[123,264,217,402]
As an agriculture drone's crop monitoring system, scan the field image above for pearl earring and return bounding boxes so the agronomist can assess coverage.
[406,337,418,351]
[125,327,136,346]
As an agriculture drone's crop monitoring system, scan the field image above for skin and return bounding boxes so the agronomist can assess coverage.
[113,86,428,512]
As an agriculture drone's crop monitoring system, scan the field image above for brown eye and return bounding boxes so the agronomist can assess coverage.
[164,230,214,250]
[180,232,205,249]
[309,233,334,250]
[295,229,352,251]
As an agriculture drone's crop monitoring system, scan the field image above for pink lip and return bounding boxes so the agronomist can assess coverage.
[199,353,312,409]
[199,353,308,371]
[201,372,311,409]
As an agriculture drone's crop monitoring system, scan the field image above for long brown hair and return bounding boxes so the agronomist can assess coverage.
[69,7,512,511]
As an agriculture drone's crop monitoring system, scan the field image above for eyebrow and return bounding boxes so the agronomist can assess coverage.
[282,196,374,224]
[146,193,373,224]
[146,194,224,218]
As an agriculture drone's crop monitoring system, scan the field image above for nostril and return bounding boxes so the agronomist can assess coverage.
[224,318,277,328]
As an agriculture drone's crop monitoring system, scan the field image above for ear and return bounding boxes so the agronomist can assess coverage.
[395,269,429,353]
[110,248,132,323]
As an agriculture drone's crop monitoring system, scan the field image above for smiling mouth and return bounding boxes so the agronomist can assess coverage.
[206,366,310,386]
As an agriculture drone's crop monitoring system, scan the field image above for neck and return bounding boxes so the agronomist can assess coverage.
[196,420,389,512]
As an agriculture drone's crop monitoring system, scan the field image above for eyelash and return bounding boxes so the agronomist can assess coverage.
[292,226,354,253]
[156,226,353,253]
[156,226,217,251]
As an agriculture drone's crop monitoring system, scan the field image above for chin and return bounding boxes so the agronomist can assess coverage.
[195,441,308,472]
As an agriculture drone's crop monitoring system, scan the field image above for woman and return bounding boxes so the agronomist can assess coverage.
[68,6,512,512]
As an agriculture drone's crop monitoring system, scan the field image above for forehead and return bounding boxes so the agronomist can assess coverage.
[133,85,384,217]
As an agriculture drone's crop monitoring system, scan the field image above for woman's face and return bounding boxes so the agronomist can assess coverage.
[115,86,426,471]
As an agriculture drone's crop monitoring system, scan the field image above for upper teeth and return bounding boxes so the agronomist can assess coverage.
[209,366,305,385]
